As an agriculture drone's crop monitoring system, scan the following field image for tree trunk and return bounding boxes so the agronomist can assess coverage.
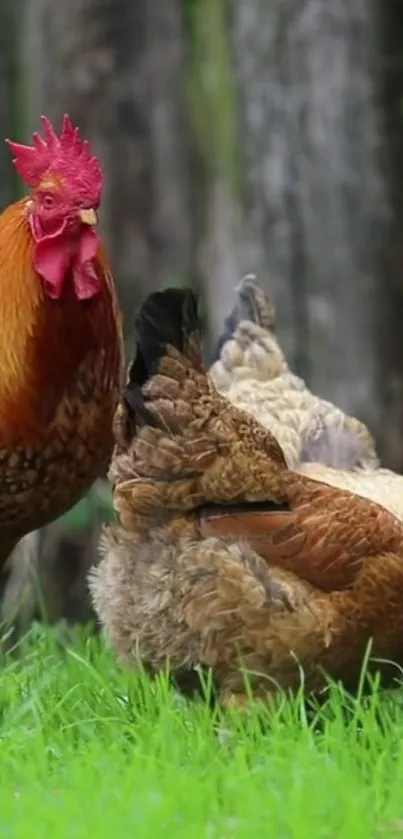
[0,0,21,207]
[185,0,247,341]
[377,0,403,469]
[230,0,389,444]
[22,0,193,332]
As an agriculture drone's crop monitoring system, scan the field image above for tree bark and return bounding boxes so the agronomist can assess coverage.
[22,0,193,331]
[230,0,388,443]
[0,0,20,207]
[377,0,403,468]
[185,0,248,341]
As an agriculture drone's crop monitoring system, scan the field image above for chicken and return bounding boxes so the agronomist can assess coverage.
[0,114,123,581]
[209,274,378,470]
[90,287,403,707]
[210,275,403,524]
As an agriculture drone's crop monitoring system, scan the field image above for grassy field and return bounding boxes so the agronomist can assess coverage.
[0,629,403,838]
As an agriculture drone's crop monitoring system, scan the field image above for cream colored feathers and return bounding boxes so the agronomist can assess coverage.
[209,275,378,470]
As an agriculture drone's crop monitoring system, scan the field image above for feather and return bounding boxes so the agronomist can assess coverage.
[212,274,275,362]
[93,283,403,705]
[210,276,378,470]
[124,288,202,429]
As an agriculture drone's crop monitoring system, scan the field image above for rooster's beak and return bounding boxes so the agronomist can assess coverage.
[78,208,97,226]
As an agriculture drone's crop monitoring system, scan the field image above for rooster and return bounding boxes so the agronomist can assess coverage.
[91,288,403,707]
[0,114,123,582]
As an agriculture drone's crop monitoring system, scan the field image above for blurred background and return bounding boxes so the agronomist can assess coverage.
[2,0,403,633]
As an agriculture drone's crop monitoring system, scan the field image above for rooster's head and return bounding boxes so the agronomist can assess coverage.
[6,114,104,301]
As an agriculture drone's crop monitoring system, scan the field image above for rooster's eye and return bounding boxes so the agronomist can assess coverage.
[42,194,56,210]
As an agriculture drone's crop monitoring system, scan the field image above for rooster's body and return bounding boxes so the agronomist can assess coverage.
[0,116,123,574]
[91,288,403,707]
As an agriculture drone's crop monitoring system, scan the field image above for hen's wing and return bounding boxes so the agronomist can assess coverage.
[198,483,403,593]
[210,275,378,470]
[296,462,403,523]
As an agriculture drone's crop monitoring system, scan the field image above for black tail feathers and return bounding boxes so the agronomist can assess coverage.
[123,287,201,427]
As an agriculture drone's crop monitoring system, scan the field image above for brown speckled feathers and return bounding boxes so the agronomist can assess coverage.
[91,288,403,706]
[0,205,123,580]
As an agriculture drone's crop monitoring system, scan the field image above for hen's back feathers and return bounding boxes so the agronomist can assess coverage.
[110,286,289,531]
[210,275,378,470]
[122,288,201,428]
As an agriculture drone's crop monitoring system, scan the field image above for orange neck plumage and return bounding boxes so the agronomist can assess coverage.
[0,198,117,447]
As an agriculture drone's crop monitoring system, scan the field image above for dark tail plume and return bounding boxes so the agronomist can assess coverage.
[212,275,276,362]
[123,287,202,428]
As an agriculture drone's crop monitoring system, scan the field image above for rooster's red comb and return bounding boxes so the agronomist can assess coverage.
[5,114,103,207]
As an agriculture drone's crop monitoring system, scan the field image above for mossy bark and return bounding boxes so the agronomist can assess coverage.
[185,0,247,340]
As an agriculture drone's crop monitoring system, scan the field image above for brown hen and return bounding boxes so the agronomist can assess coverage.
[91,288,403,707]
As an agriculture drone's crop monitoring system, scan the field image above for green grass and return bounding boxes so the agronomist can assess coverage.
[0,629,403,838]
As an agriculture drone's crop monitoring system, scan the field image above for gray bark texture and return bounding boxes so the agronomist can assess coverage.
[185,0,248,340]
[377,0,403,468]
[230,0,389,444]
[0,0,19,208]
[22,0,193,336]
